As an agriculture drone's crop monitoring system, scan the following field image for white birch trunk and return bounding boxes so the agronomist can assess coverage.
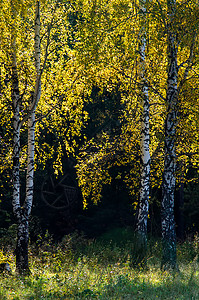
[14,1,41,274]
[10,3,30,273]
[24,0,41,216]
[135,0,150,265]
[161,0,178,270]
[11,24,21,220]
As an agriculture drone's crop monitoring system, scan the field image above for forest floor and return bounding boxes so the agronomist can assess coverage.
[0,230,199,299]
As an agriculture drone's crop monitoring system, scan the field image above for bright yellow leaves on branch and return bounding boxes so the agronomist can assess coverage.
[74,0,199,207]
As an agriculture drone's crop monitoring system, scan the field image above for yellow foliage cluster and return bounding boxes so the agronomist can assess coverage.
[0,0,198,207]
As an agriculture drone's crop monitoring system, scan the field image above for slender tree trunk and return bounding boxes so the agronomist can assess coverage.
[10,4,30,274]
[11,34,21,222]
[13,1,41,274]
[135,0,150,265]
[15,214,30,272]
[161,0,178,270]
[24,0,41,217]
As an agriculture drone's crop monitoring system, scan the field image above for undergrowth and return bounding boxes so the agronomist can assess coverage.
[0,230,199,299]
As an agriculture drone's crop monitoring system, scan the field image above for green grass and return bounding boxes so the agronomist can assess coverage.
[0,232,199,299]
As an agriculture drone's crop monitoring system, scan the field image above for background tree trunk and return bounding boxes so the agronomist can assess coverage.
[161,0,178,271]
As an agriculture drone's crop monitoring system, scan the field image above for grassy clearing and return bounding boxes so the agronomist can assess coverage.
[0,232,199,299]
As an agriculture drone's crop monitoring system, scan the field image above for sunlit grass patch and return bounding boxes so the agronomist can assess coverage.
[0,235,199,299]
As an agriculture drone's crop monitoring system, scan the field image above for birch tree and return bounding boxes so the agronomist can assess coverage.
[11,0,42,274]
[135,0,150,264]
[1,1,89,272]
[161,0,198,270]
[11,3,22,270]
[161,0,178,271]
